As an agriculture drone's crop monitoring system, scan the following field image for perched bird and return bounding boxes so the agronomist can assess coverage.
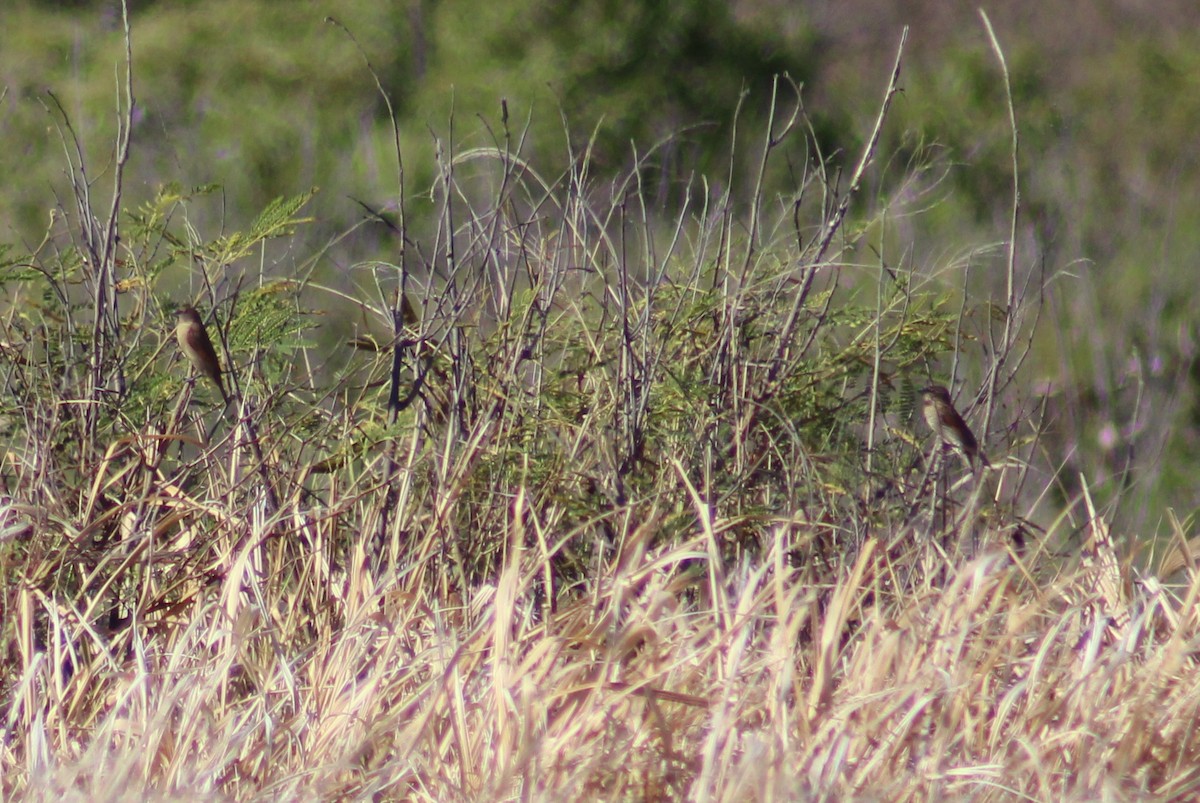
[174,306,229,403]
[921,384,990,469]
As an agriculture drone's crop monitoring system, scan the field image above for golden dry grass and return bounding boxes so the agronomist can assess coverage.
[6,486,1200,800]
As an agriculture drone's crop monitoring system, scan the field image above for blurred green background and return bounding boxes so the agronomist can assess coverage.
[2,0,1199,534]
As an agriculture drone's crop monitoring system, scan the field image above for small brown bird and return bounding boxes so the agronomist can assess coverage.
[921,384,990,469]
[174,306,229,403]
